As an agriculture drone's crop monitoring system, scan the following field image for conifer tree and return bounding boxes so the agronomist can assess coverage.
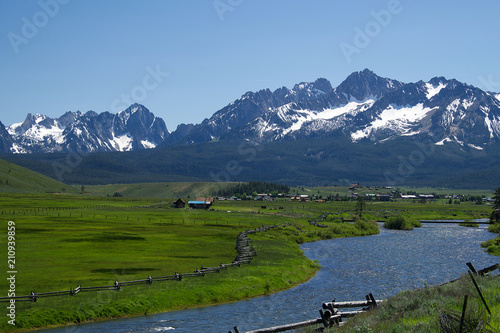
[356,196,366,218]
[490,187,500,223]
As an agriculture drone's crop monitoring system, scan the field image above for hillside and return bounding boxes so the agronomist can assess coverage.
[0,158,77,193]
[85,182,237,198]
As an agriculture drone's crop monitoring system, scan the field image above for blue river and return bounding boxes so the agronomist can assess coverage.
[37,223,497,333]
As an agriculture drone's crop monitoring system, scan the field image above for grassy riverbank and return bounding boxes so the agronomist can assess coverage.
[315,274,500,332]
[482,223,500,256]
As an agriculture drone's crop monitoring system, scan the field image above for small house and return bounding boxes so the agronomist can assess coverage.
[172,198,185,208]
[400,195,417,199]
[188,197,214,209]
[378,194,391,201]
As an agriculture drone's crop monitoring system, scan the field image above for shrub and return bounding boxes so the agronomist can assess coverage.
[407,217,421,228]
[384,216,414,230]
[488,222,500,234]
[354,219,380,234]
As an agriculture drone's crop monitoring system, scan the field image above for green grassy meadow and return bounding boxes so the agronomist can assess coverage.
[0,184,498,331]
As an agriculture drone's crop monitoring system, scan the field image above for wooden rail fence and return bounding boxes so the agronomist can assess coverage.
[0,224,285,303]
[229,293,382,333]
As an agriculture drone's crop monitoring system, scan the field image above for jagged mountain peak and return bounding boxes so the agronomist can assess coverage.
[57,111,83,128]
[336,68,404,101]
[428,76,448,86]
[311,77,333,93]
[23,112,47,125]
[291,77,333,94]
[121,103,148,115]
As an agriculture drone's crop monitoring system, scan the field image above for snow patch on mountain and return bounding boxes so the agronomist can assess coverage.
[319,100,376,120]
[10,143,27,154]
[351,103,436,141]
[425,82,447,99]
[435,137,453,146]
[485,114,500,139]
[462,98,475,109]
[7,114,67,149]
[284,110,315,135]
[27,122,65,143]
[437,136,484,150]
[468,143,484,150]
[8,114,49,136]
[446,99,461,113]
[111,134,133,151]
[7,122,23,136]
[269,100,376,137]
[141,140,156,149]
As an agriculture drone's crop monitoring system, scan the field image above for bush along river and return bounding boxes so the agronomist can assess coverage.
[37,223,497,333]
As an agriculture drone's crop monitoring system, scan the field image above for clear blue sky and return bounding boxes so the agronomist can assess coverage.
[1,0,499,131]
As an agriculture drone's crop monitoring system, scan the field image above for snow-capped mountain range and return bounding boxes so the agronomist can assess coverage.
[182,69,500,150]
[1,69,500,154]
[2,104,169,153]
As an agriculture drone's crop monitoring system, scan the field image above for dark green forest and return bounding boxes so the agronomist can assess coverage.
[2,136,500,189]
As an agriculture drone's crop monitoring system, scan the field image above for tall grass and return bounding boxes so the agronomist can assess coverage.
[328,275,500,332]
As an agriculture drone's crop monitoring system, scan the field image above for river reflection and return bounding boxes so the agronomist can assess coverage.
[37,223,496,333]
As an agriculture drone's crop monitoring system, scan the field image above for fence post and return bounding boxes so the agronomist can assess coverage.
[459,295,468,333]
[466,262,477,275]
[468,271,491,315]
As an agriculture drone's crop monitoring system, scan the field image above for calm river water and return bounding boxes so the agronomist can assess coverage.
[38,223,496,333]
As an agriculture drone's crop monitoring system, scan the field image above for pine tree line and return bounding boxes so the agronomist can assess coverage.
[215,181,290,198]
